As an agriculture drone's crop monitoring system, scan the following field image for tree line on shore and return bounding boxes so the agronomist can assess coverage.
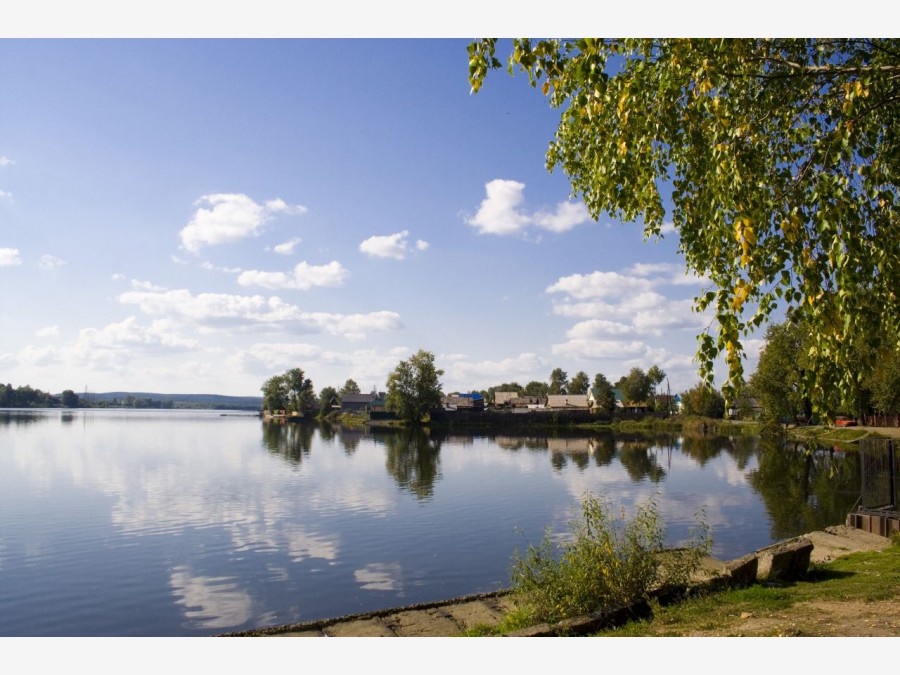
[261,350,729,425]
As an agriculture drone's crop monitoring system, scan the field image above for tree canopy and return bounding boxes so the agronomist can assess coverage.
[591,372,616,415]
[469,38,900,416]
[261,368,315,413]
[548,368,569,394]
[568,370,590,395]
[385,349,445,424]
[617,367,653,404]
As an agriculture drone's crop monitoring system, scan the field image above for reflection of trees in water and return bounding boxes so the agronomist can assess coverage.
[336,426,367,454]
[749,439,861,540]
[722,434,759,471]
[261,421,315,465]
[317,422,337,443]
[0,412,48,427]
[617,437,667,483]
[590,434,616,467]
[680,435,725,465]
[383,429,443,500]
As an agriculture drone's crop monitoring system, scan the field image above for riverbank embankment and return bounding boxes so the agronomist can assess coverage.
[220,525,892,637]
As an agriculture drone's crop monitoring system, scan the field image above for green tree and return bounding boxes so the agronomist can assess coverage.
[619,368,652,404]
[681,383,727,419]
[568,370,590,395]
[60,390,80,408]
[283,367,315,413]
[339,378,361,398]
[749,321,812,423]
[591,373,616,415]
[524,380,549,397]
[318,385,339,416]
[548,368,568,395]
[864,348,900,414]
[647,365,666,402]
[385,349,445,424]
[261,374,288,412]
[469,38,900,414]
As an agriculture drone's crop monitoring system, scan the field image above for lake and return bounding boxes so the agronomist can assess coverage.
[0,409,861,636]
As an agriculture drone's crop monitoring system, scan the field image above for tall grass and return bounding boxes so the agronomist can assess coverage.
[507,492,711,627]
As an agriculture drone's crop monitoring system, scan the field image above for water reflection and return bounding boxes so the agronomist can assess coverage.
[0,411,868,636]
[749,439,861,539]
[261,420,315,464]
[379,428,443,500]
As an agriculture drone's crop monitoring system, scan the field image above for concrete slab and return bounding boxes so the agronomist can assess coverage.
[443,599,508,630]
[323,618,397,637]
[383,608,464,637]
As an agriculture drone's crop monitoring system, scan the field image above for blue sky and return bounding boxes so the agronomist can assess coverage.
[0,37,770,397]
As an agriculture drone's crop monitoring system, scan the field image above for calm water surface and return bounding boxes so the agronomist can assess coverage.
[0,409,861,636]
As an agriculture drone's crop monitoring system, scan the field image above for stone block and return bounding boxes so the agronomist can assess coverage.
[724,553,758,586]
[759,538,813,581]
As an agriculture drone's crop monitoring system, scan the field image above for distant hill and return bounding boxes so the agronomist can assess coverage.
[80,392,263,411]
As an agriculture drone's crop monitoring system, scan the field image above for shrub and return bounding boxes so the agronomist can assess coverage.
[508,492,711,626]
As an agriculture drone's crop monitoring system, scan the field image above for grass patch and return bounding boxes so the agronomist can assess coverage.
[592,539,900,636]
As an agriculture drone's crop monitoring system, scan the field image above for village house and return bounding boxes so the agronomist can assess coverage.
[492,391,519,407]
[442,392,485,411]
[545,394,590,410]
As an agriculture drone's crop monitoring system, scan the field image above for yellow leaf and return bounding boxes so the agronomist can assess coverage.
[743,226,757,245]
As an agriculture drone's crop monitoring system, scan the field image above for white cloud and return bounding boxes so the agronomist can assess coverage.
[566,319,635,339]
[35,325,60,338]
[551,339,648,360]
[179,193,307,253]
[272,237,302,255]
[0,248,22,266]
[131,279,169,291]
[237,260,348,290]
[446,352,546,387]
[359,231,427,260]
[0,157,13,167]
[465,179,591,236]
[546,264,717,384]
[17,317,200,371]
[118,287,401,338]
[547,270,655,300]
[227,344,409,383]
[0,190,13,202]
[38,254,66,270]
[533,201,592,233]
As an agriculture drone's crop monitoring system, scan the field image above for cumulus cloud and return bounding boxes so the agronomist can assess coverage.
[0,248,22,266]
[0,190,12,202]
[359,231,428,260]
[227,344,410,381]
[17,317,200,371]
[179,193,307,253]
[272,237,302,255]
[35,325,60,338]
[546,264,716,378]
[465,179,592,236]
[547,270,655,300]
[38,254,66,270]
[237,260,348,290]
[533,201,592,233]
[118,287,401,338]
[446,352,547,388]
[0,157,13,167]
